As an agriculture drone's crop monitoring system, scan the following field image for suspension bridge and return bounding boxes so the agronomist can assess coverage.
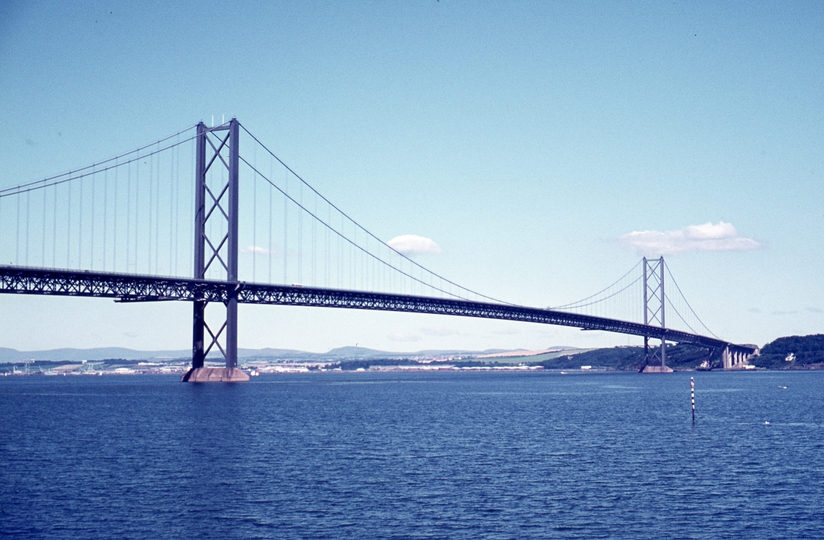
[0,119,756,381]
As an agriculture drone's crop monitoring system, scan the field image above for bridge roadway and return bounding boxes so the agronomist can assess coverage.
[0,265,756,355]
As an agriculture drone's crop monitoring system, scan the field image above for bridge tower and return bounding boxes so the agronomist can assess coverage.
[182,119,248,382]
[642,256,671,373]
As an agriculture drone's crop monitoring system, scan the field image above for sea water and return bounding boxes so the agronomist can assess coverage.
[1,370,823,539]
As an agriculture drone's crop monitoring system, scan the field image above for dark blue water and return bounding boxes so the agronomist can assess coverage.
[2,371,823,539]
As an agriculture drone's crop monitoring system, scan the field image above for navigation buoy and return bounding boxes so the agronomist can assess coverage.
[690,377,695,424]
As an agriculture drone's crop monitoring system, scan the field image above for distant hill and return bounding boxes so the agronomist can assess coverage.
[0,345,575,364]
[11,337,820,371]
[325,346,394,358]
[533,344,725,371]
[0,347,191,363]
[0,347,308,363]
[323,346,530,359]
[751,334,824,369]
[534,347,644,370]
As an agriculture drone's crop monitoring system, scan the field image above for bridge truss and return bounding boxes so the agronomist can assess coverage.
[0,265,756,358]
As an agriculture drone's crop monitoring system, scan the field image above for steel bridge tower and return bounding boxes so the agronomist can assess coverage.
[642,256,671,372]
[182,119,248,382]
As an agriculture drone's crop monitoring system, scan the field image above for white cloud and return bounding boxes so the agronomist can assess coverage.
[619,221,760,256]
[387,234,442,255]
[242,245,271,255]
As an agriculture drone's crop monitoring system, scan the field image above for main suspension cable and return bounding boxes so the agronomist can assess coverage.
[240,122,510,305]
[0,127,198,198]
[551,260,642,310]
[664,262,719,339]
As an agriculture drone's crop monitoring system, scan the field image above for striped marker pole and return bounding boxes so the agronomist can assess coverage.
[690,377,695,424]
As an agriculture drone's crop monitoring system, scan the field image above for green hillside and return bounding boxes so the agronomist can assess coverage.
[751,334,824,369]
[532,343,724,371]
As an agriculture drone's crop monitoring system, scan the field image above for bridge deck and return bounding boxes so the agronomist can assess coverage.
[0,266,755,354]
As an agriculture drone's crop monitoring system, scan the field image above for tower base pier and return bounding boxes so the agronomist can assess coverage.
[181,367,250,383]
[642,365,674,373]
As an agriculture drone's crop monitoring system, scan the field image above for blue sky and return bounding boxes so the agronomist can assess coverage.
[0,1,822,353]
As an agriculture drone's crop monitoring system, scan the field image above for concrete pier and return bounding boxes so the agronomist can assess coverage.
[181,367,250,382]
[722,346,755,370]
[642,365,674,373]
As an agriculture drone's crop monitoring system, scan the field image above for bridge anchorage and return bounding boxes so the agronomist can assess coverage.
[0,118,757,380]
